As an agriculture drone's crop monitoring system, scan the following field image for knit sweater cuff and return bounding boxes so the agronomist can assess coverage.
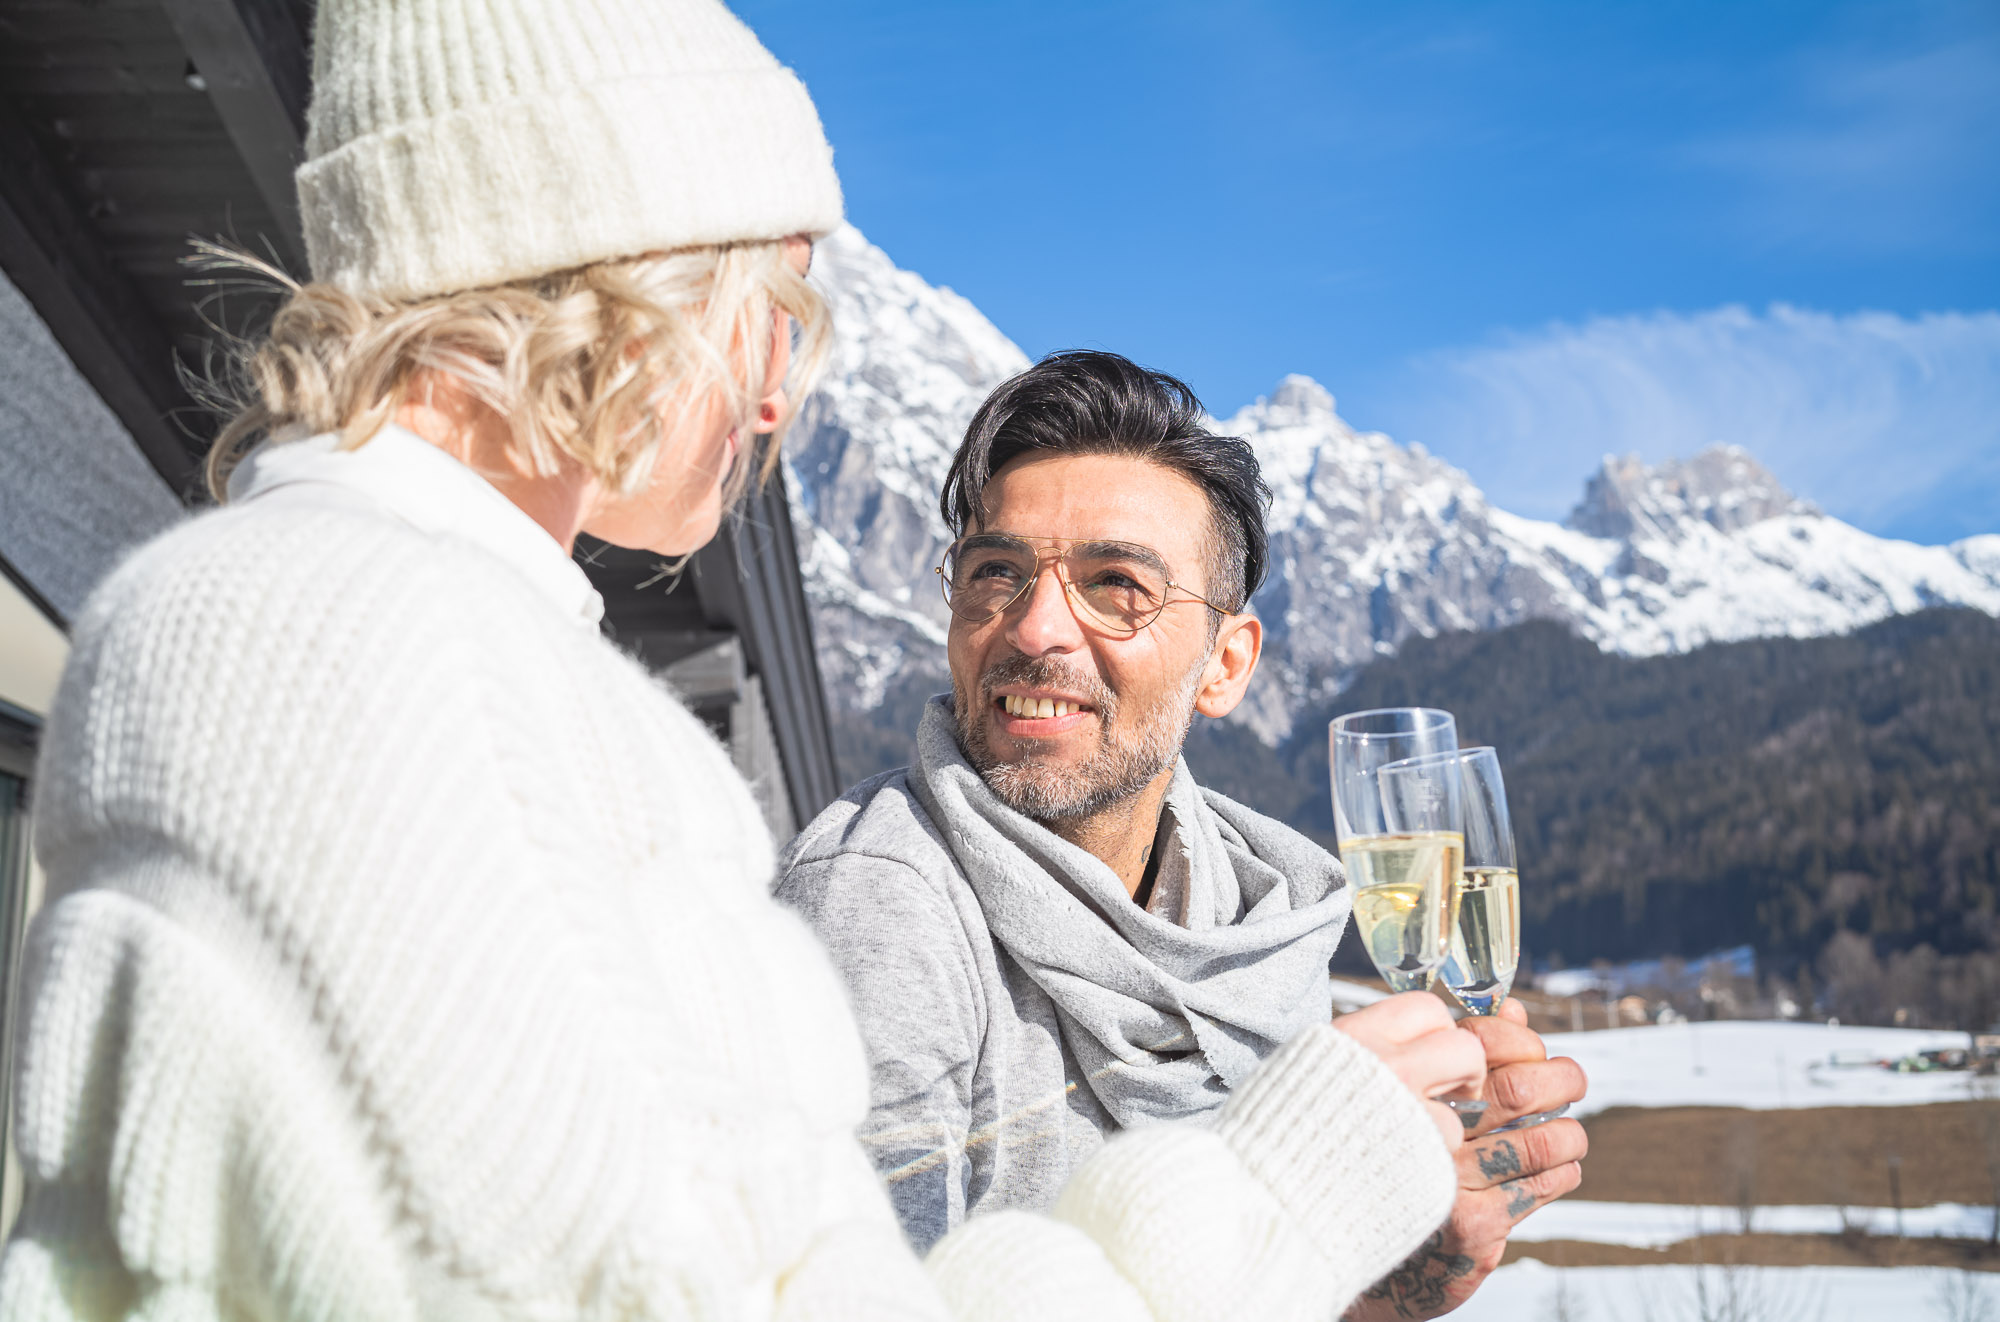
[1212,1022,1457,1289]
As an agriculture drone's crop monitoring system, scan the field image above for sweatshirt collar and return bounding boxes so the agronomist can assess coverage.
[905,695,1351,1124]
[228,424,605,630]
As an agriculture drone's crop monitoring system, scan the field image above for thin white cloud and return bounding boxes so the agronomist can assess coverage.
[1682,31,2000,255]
[1386,304,2000,544]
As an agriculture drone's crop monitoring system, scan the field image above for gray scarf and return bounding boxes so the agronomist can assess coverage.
[909,697,1351,1127]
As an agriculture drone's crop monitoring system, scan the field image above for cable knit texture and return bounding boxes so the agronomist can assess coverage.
[0,454,1453,1319]
[298,0,845,298]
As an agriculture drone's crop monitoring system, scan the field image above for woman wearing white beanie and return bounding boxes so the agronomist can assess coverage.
[0,1,1479,1319]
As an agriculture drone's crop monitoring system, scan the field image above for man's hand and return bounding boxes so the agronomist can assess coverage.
[1346,1000,1589,1320]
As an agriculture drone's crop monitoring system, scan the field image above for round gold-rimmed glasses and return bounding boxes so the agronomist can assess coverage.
[934,533,1227,638]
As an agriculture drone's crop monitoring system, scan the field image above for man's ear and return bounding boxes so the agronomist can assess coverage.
[1195,612,1262,719]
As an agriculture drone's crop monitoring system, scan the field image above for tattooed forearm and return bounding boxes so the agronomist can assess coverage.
[1503,1179,1536,1219]
[1475,1139,1522,1181]
[1361,1230,1477,1318]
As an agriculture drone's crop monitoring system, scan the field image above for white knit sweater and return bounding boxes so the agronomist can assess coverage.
[0,430,1454,1321]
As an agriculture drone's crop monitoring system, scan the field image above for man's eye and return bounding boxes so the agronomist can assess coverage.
[1090,571,1142,590]
[969,560,1023,581]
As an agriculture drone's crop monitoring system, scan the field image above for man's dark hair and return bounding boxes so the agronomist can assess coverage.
[938,350,1271,613]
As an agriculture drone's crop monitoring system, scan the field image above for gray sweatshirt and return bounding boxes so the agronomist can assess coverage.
[775,699,1352,1253]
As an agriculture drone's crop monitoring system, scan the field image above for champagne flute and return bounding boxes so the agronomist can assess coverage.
[1330,708,1481,1124]
[1330,708,1461,993]
[1379,748,1518,1015]
[1383,746,1564,1131]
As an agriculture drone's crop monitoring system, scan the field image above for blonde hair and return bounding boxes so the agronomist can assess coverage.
[201,239,832,507]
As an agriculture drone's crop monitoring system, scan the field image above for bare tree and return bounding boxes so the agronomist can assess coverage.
[1821,1139,1861,1237]
[1683,1261,1822,1322]
[1976,1074,2000,1247]
[1933,1268,1997,1322]
[1624,1241,1823,1322]
[1549,1269,1589,1322]
[1818,931,1884,1025]
[1725,1119,1758,1236]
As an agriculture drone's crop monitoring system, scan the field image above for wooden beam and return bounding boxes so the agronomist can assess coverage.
[158,0,309,274]
[0,95,199,496]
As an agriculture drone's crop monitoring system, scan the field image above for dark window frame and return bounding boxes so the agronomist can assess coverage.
[0,701,37,1237]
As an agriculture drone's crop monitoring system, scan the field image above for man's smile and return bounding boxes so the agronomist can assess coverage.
[992,688,1097,735]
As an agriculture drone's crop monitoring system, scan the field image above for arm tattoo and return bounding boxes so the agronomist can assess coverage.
[1361,1230,1477,1318]
[1504,1179,1536,1219]
[1476,1139,1523,1182]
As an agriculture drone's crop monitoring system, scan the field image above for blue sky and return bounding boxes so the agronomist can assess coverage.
[737,0,2000,542]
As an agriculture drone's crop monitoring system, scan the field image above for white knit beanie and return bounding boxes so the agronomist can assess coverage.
[296,0,844,301]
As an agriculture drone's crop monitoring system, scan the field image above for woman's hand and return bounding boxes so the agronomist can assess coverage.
[1331,992,1486,1151]
[1328,992,1488,1144]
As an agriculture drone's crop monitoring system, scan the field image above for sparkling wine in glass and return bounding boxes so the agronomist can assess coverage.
[1383,746,1564,1132]
[1380,747,1519,1015]
[1329,708,1463,994]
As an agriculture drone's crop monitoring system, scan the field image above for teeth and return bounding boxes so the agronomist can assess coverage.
[1001,695,1082,719]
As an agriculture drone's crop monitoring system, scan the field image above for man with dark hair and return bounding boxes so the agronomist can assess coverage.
[777,350,1587,1318]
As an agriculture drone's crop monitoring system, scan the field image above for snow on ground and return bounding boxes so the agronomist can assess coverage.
[1329,977,1391,1012]
[1512,1200,1995,1248]
[1538,945,1755,998]
[1546,1021,1979,1116]
[1435,1022,2000,1317]
[1456,1260,1984,1320]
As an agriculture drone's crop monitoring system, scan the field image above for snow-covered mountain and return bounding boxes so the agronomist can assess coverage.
[783,225,1027,707]
[784,226,2000,745]
[1229,377,2000,740]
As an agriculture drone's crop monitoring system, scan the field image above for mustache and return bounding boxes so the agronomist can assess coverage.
[977,653,1117,716]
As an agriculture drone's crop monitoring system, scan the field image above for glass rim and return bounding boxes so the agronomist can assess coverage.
[1378,744,1515,869]
[1329,707,1458,743]
[1378,745,1499,771]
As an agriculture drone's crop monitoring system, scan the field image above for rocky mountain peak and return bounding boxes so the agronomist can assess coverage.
[782,225,1029,706]
[1234,374,1338,431]
[1566,445,1815,542]
[787,227,2000,764]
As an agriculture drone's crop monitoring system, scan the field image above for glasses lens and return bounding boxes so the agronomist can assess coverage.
[943,536,1038,620]
[1066,541,1170,632]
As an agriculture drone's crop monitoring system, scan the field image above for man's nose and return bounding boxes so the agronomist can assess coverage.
[1005,563,1086,656]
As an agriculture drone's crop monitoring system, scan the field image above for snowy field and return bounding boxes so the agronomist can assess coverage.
[1324,986,1984,1115]
[1312,1004,1999,1309]
[1320,1013,2000,1313]
[1513,1199,1995,1247]
[1455,1260,1988,1320]
[1542,1021,1979,1116]
[1329,977,1391,1013]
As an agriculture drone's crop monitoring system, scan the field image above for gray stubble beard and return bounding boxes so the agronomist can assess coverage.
[953,652,1205,822]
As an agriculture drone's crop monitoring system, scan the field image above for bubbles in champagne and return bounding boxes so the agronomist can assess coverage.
[1343,832,1464,990]
[1441,867,1520,1014]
